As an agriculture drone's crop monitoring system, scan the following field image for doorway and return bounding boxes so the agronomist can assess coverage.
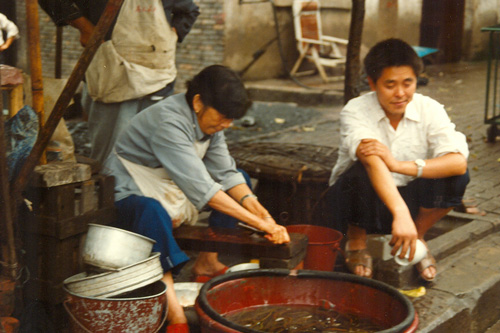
[419,0,465,63]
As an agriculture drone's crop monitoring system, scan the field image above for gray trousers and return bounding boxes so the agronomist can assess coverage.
[83,82,174,164]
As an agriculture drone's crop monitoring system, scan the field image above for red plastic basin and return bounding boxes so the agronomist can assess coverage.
[195,269,418,333]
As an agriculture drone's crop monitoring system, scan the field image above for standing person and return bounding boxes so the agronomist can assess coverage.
[104,65,290,332]
[327,38,469,282]
[0,12,19,64]
[38,0,200,164]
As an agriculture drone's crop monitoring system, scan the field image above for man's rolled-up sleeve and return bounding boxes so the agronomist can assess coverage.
[427,103,470,159]
[341,105,380,161]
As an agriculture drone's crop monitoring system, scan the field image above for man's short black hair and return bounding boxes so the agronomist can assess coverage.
[185,65,252,119]
[364,38,423,83]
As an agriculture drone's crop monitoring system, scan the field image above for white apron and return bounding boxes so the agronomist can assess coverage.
[86,0,177,103]
[117,140,211,228]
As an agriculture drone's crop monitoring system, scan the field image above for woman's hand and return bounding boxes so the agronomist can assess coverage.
[263,222,290,244]
[211,186,290,244]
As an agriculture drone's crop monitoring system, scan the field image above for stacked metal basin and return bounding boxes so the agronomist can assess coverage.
[63,224,167,332]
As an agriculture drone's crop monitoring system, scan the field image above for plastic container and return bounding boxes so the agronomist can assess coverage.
[286,224,343,271]
[195,269,418,333]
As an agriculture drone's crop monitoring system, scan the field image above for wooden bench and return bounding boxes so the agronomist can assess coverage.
[173,225,308,269]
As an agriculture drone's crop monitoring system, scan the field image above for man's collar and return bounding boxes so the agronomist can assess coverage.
[371,93,420,122]
[404,99,420,122]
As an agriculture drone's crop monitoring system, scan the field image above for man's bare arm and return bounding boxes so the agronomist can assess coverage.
[356,143,418,261]
[68,16,95,47]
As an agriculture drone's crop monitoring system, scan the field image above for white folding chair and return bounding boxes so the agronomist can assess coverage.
[290,0,348,82]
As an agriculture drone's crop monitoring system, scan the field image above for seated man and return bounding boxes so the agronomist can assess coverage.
[327,38,469,281]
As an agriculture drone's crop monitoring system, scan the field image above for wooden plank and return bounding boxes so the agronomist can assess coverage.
[31,162,91,187]
[44,183,76,220]
[94,174,115,208]
[173,225,308,259]
[22,207,116,239]
[78,179,97,215]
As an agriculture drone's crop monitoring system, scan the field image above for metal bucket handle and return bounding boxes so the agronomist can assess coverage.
[63,297,168,333]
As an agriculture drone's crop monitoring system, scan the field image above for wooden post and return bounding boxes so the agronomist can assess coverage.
[56,26,63,79]
[25,0,45,122]
[343,0,365,104]
[0,82,17,280]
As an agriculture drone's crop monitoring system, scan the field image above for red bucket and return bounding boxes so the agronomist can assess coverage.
[286,224,343,271]
[64,280,167,332]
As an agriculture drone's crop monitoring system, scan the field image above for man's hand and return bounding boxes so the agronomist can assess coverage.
[390,212,418,262]
[358,139,399,171]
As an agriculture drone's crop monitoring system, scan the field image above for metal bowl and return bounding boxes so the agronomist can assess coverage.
[82,224,156,271]
[226,262,260,273]
[64,252,164,298]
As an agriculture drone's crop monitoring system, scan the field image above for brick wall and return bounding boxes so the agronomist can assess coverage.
[16,0,225,92]
[176,0,226,89]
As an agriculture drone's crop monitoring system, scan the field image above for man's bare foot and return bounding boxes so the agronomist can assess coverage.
[191,252,227,277]
[415,240,436,281]
[345,240,373,278]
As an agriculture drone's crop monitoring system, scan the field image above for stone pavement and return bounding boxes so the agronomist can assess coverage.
[239,61,500,332]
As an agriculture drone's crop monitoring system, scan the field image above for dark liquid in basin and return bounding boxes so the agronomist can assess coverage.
[224,304,387,332]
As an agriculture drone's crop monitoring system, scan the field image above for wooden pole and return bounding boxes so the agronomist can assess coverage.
[0,82,17,280]
[56,26,63,79]
[10,0,124,235]
[343,0,365,104]
[25,0,45,122]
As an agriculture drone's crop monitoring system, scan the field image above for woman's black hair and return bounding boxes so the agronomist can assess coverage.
[185,65,252,119]
[364,38,423,83]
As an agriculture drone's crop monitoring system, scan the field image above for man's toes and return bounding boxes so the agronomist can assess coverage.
[354,265,371,278]
[422,267,436,280]
[354,265,365,276]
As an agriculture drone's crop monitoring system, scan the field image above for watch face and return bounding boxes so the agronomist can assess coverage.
[416,159,425,167]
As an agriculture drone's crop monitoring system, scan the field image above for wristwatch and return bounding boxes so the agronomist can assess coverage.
[415,159,426,178]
